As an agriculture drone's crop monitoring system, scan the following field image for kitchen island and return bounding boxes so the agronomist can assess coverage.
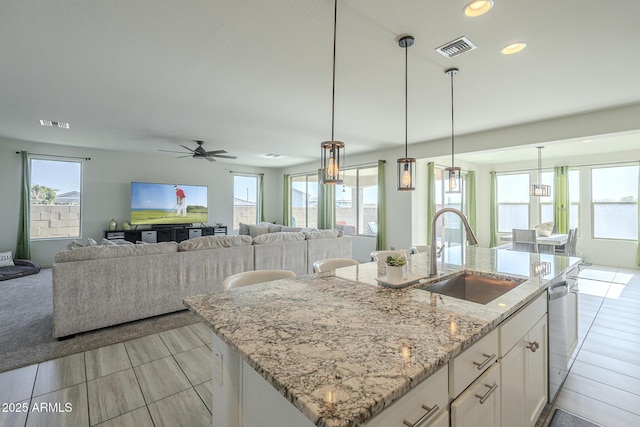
[184,247,580,427]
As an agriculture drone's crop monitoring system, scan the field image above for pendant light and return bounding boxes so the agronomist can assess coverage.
[445,67,461,193]
[320,0,344,185]
[531,146,550,196]
[397,35,416,191]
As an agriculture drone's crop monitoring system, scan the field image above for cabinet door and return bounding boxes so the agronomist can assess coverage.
[500,341,526,427]
[526,315,547,426]
[451,363,501,427]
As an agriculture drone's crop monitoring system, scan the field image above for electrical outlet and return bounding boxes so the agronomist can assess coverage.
[212,349,223,385]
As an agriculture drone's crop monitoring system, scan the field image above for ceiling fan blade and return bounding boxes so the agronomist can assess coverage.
[204,150,227,155]
[180,145,197,153]
[205,156,216,162]
[176,154,192,158]
[211,154,237,159]
[159,149,190,154]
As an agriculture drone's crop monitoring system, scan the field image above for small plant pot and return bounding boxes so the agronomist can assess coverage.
[386,266,404,282]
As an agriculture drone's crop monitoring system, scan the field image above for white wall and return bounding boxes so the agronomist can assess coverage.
[0,138,279,267]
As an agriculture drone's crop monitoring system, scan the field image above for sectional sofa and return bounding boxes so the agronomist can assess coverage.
[52,231,351,338]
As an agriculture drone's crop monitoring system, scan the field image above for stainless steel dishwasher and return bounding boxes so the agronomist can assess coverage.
[547,267,579,402]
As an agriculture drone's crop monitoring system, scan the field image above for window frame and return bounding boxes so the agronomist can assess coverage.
[288,172,318,228]
[496,172,531,233]
[232,174,259,230]
[590,165,638,241]
[334,165,378,237]
[29,157,83,241]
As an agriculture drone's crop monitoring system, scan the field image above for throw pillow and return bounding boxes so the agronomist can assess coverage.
[534,221,555,237]
[101,238,117,246]
[0,251,14,267]
[66,240,84,250]
[238,223,251,236]
[249,225,269,238]
[268,224,283,233]
[85,238,98,246]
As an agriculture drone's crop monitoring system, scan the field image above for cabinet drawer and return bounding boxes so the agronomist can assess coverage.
[450,328,498,398]
[500,291,547,356]
[365,365,448,427]
[451,363,501,427]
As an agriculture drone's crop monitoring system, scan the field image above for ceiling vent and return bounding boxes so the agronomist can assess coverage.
[435,36,477,58]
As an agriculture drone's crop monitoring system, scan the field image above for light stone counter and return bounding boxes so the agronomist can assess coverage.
[184,246,580,427]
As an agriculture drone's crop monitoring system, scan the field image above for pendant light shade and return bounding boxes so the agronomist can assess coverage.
[321,0,344,185]
[397,35,416,191]
[531,146,550,196]
[445,68,461,193]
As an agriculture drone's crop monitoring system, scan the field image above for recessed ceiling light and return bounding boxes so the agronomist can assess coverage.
[464,0,494,17]
[581,139,592,143]
[39,119,70,129]
[501,42,527,55]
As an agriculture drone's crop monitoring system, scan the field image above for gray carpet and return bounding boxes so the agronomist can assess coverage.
[0,268,200,373]
[549,409,602,427]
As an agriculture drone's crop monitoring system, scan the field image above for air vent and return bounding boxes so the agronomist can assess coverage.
[435,36,477,58]
[263,153,281,158]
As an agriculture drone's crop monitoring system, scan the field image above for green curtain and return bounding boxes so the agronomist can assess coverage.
[553,166,569,233]
[282,174,291,226]
[257,173,265,222]
[16,151,31,259]
[466,170,477,234]
[317,169,335,229]
[376,160,386,251]
[426,162,436,244]
[489,171,498,248]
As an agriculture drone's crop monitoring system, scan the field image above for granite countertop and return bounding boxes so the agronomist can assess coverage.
[184,246,581,427]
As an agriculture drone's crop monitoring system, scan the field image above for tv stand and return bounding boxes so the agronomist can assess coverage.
[104,225,227,243]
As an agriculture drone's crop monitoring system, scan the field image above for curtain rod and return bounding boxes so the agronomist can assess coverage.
[17,151,91,161]
[494,159,639,174]
[229,170,264,176]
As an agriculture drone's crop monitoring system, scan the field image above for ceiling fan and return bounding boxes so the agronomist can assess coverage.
[159,140,237,162]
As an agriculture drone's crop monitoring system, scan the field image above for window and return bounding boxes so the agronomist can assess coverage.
[591,165,638,240]
[434,167,468,247]
[290,174,318,228]
[539,171,554,223]
[233,175,258,229]
[497,173,530,232]
[334,166,378,236]
[30,158,82,239]
[568,169,580,230]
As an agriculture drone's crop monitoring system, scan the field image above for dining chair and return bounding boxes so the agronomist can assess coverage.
[554,228,578,256]
[313,258,359,273]
[512,229,538,253]
[223,270,296,290]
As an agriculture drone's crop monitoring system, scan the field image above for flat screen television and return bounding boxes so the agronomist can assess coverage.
[130,182,208,225]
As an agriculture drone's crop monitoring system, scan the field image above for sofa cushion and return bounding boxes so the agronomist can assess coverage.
[252,232,305,245]
[249,225,269,238]
[268,224,283,233]
[54,241,178,263]
[304,229,343,239]
[178,235,252,251]
[238,223,251,236]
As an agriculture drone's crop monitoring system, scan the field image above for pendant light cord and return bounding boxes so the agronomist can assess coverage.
[404,40,408,158]
[450,71,455,168]
[330,0,337,141]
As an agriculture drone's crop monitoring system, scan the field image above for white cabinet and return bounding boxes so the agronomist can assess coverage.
[449,328,499,398]
[451,363,501,427]
[499,293,548,427]
[365,365,448,427]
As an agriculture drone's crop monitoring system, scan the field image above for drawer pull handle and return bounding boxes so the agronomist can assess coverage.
[527,341,539,352]
[472,353,496,370]
[475,383,498,404]
[402,404,439,427]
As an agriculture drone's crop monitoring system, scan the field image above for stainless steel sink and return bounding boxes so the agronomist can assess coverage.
[420,271,526,304]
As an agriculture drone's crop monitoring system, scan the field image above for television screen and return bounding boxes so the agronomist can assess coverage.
[130,182,208,225]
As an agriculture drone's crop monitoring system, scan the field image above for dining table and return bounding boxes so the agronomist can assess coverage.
[499,232,569,253]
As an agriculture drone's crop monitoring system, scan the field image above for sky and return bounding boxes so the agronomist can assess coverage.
[233,176,258,202]
[31,159,81,193]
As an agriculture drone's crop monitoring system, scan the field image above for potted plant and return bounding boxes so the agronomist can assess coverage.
[385,255,406,282]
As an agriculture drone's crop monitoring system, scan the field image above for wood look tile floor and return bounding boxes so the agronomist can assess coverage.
[1,265,639,427]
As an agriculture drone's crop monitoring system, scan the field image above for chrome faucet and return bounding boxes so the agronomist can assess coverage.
[429,208,478,276]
